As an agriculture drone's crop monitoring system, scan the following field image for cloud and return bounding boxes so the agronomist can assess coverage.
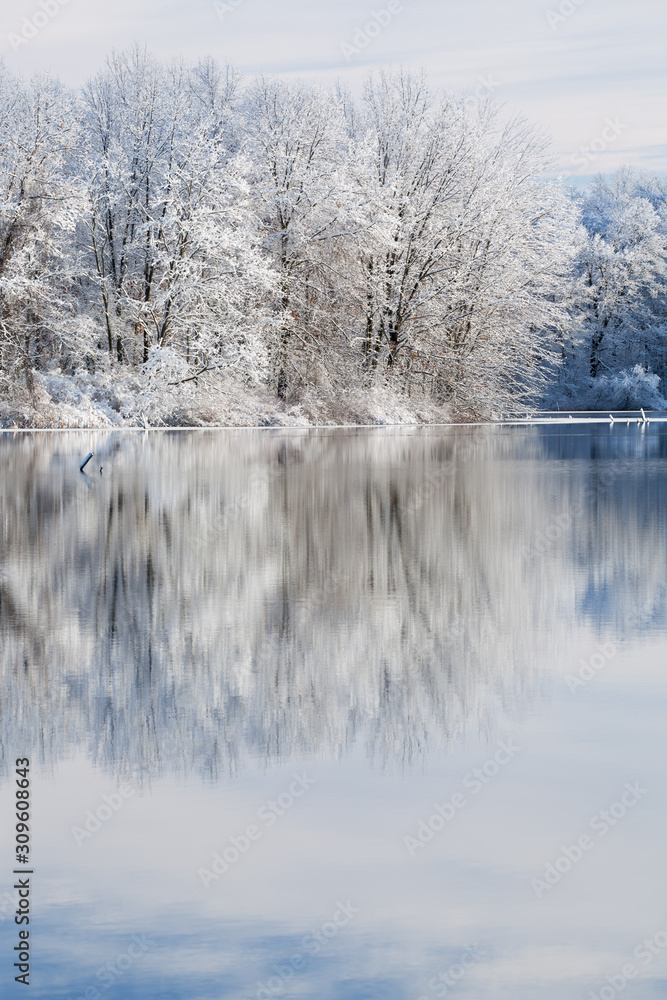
[0,0,664,185]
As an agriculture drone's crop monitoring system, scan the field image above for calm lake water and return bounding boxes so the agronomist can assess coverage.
[1,425,666,1000]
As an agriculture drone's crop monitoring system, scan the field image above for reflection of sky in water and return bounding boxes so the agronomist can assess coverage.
[0,426,666,998]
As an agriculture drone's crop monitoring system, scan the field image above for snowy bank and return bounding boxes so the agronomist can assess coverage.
[0,369,456,429]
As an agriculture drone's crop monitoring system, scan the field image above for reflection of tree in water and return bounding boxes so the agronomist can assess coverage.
[0,426,666,779]
[538,425,667,633]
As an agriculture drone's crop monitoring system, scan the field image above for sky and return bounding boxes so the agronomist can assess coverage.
[0,0,665,183]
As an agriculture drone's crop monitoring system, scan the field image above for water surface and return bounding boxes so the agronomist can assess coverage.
[1,425,666,999]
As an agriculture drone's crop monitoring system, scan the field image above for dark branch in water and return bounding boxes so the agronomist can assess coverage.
[79,453,94,473]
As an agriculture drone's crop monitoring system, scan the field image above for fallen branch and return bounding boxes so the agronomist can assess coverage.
[168,364,228,385]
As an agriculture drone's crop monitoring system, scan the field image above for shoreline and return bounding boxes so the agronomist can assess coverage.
[2,413,667,432]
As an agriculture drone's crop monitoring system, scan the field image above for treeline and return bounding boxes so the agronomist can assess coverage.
[0,49,666,423]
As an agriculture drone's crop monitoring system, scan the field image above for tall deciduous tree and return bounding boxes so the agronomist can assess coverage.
[0,68,78,394]
[241,77,348,399]
[346,70,580,411]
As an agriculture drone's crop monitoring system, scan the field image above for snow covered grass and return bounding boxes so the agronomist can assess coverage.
[0,369,455,429]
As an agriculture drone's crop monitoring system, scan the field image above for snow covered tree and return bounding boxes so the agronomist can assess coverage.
[4,52,663,425]
[578,169,667,379]
[77,49,275,391]
[0,67,78,395]
[345,70,581,412]
[546,168,667,409]
[241,77,349,399]
[79,47,184,363]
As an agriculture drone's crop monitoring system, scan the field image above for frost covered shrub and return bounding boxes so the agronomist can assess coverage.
[586,366,666,411]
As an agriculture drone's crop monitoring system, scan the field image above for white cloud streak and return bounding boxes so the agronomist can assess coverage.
[0,0,664,174]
